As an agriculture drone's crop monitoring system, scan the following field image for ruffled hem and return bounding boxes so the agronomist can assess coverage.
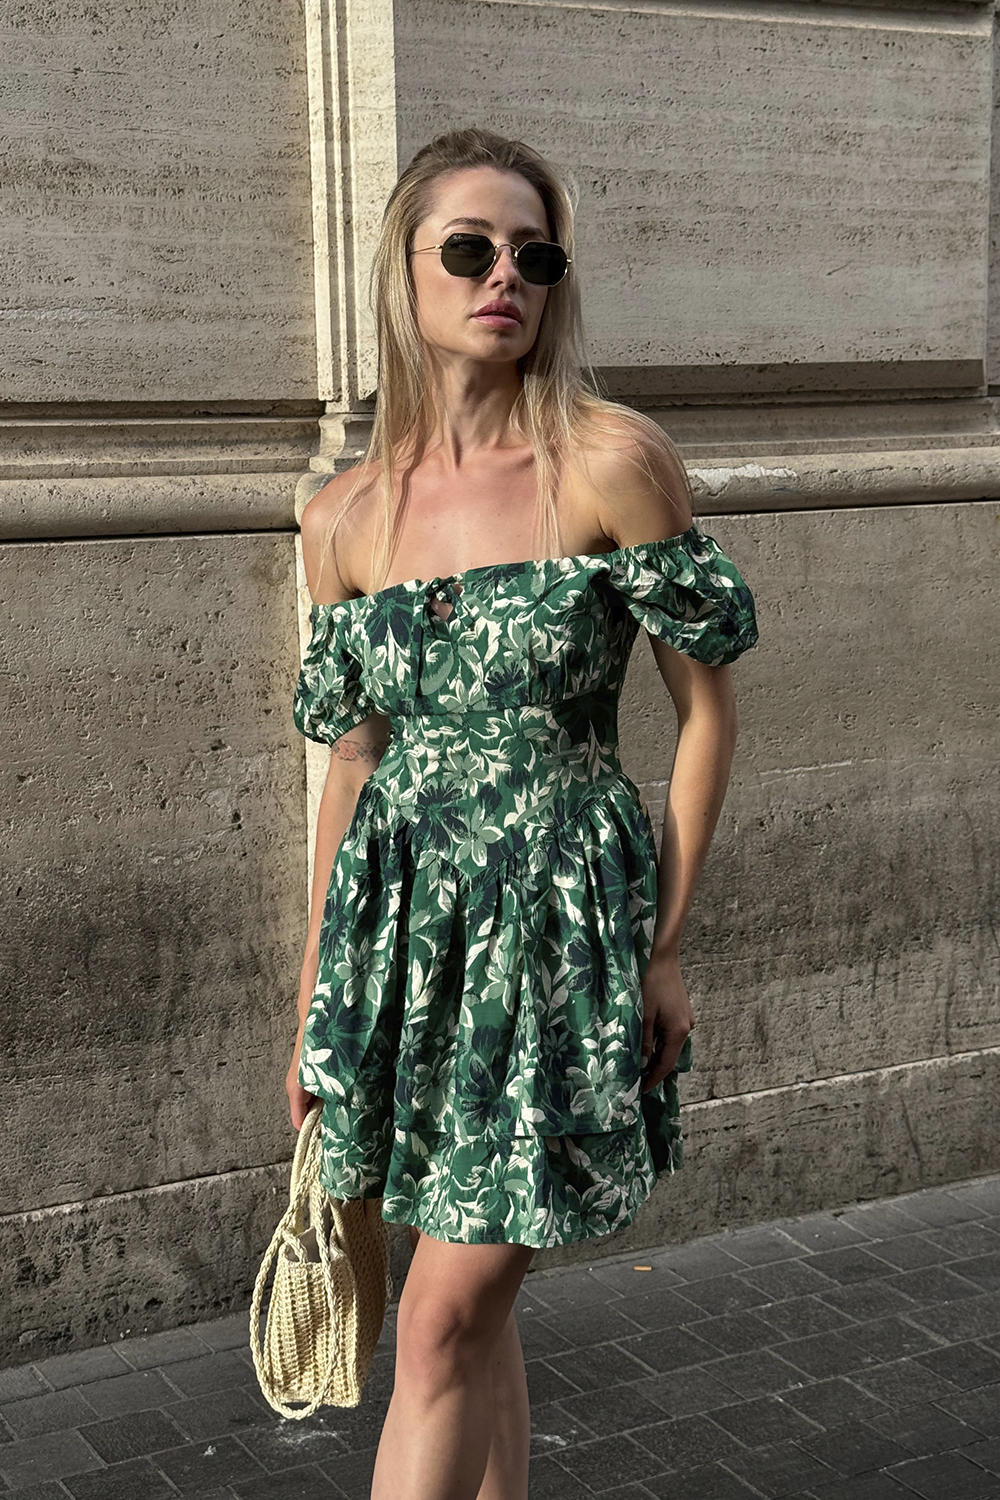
[321,1116,664,1249]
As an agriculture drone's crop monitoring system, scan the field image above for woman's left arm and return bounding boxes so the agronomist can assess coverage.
[640,648,739,1091]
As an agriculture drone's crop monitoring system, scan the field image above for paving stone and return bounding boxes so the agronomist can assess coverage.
[547,1430,662,1488]
[886,1450,999,1498]
[881,1265,985,1306]
[162,1385,274,1443]
[754,1296,859,1341]
[234,1410,351,1472]
[605,1286,715,1333]
[835,1203,929,1241]
[806,1249,897,1287]
[0,1429,104,1489]
[836,1314,940,1364]
[75,1409,188,1463]
[952,1255,1000,1294]
[849,1355,962,1409]
[774,1332,873,1380]
[717,1227,807,1267]
[154,1434,266,1493]
[536,1301,648,1349]
[670,1273,774,1318]
[960,1436,1000,1474]
[111,1328,213,1371]
[515,1311,574,1361]
[0,1484,77,1500]
[587,1257,685,1293]
[556,1381,668,1439]
[903,1292,1000,1343]
[317,1443,377,1500]
[230,1465,344,1500]
[0,1366,48,1404]
[525,1269,622,1314]
[914,1338,1000,1390]
[935,1382,1000,1438]
[524,1359,585,1405]
[780,1218,870,1253]
[740,1261,844,1302]
[73,1370,182,1419]
[923,1223,1000,1259]
[890,1189,983,1229]
[615,1326,722,1375]
[158,1349,260,1399]
[630,1409,745,1469]
[781,1376,890,1430]
[948,1180,1000,1217]
[797,1419,911,1476]
[867,1400,986,1455]
[596,1486,666,1500]
[808,1471,916,1498]
[193,1312,254,1351]
[861,1234,955,1271]
[650,1242,749,1282]
[1,1388,100,1440]
[709,1349,811,1399]
[62,1456,177,1499]
[528,1397,599,1455]
[644,1462,761,1498]
[707,1393,820,1448]
[815,1282,922,1324]
[684,1310,784,1356]
[543,1340,655,1392]
[631,1366,741,1418]
[721,1437,837,1497]
[525,1453,586,1499]
[31,1347,132,1391]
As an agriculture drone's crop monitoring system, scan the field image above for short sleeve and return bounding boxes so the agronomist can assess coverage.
[292,605,376,745]
[607,523,759,666]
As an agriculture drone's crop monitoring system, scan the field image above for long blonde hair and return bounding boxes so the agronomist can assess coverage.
[318,126,695,594]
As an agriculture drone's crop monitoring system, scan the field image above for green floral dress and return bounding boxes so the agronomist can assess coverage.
[293,522,758,1248]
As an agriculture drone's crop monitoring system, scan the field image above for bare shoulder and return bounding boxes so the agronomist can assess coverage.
[299,462,380,604]
[568,405,694,548]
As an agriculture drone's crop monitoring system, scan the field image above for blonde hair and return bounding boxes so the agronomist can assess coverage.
[317,126,695,595]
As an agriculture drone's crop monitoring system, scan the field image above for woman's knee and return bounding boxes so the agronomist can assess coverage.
[395,1294,489,1392]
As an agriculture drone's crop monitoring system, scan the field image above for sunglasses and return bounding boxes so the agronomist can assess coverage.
[409,232,571,286]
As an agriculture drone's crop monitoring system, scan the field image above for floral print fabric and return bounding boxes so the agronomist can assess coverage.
[293,523,758,1247]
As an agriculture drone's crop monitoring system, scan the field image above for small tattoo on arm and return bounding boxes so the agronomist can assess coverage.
[332,737,390,768]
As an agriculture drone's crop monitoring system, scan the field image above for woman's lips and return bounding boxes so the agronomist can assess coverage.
[472,313,521,329]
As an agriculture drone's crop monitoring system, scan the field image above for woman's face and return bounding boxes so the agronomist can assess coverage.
[409,166,553,367]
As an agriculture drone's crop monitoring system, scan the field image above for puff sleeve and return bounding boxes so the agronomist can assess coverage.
[292,604,377,745]
[607,522,759,666]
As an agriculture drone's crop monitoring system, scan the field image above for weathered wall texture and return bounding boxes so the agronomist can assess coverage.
[0,0,997,1358]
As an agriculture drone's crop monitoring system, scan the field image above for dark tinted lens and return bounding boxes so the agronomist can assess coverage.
[516,241,568,286]
[440,233,495,277]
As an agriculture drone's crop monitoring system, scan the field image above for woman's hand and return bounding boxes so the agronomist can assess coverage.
[639,949,696,1092]
[286,1025,319,1131]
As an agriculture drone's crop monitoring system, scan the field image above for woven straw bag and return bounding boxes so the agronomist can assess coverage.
[249,1098,394,1416]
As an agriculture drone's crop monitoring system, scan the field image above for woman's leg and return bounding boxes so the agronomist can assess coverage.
[371,1225,535,1500]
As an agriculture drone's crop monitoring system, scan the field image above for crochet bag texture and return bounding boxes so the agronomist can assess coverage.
[249,1099,394,1416]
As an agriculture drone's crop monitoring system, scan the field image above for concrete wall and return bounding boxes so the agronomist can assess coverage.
[1,0,998,1359]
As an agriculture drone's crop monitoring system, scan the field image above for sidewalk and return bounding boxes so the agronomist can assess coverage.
[2,1174,1000,1499]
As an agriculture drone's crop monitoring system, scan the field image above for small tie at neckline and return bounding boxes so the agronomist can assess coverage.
[426,577,464,621]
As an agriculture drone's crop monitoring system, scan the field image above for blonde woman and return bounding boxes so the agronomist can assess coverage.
[287,128,758,1500]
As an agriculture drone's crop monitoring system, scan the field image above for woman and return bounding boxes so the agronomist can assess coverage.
[287,128,758,1499]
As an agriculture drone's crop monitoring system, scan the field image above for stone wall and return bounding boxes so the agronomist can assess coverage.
[0,0,997,1359]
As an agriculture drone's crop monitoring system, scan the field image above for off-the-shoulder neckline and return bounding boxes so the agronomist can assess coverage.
[308,523,704,613]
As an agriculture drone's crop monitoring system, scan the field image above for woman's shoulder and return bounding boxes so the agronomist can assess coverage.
[567,402,694,547]
[300,462,381,603]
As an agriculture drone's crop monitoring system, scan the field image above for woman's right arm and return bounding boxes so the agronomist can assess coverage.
[285,472,391,1129]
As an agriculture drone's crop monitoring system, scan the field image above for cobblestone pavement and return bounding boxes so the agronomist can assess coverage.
[3,1174,1000,1498]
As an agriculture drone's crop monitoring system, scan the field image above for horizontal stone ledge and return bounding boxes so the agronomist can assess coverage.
[4,444,998,541]
[0,473,298,539]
